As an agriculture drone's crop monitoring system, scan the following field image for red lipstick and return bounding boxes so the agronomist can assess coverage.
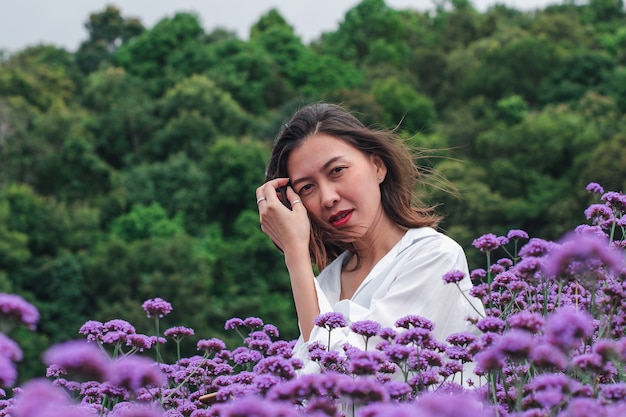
[329,210,353,227]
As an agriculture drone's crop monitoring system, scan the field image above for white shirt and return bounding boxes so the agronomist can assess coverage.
[293,227,484,374]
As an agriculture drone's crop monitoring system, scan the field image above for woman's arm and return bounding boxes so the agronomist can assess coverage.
[257,178,320,340]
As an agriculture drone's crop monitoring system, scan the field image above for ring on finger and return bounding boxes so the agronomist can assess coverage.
[291,199,301,205]
[256,196,267,204]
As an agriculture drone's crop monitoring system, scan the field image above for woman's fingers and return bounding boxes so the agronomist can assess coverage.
[285,185,304,210]
[256,177,291,207]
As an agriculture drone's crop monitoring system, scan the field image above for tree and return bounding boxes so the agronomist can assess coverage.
[158,74,252,138]
[371,77,436,132]
[81,66,157,168]
[290,51,363,100]
[110,202,185,242]
[76,5,145,74]
[202,138,269,234]
[115,12,206,95]
[205,37,289,114]
[0,198,30,289]
[114,154,211,233]
[1,46,78,111]
[320,0,409,66]
[581,132,626,193]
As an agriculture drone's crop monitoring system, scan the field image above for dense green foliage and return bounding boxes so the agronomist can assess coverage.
[1,0,625,380]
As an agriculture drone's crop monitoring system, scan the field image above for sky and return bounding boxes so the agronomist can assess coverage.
[0,0,560,54]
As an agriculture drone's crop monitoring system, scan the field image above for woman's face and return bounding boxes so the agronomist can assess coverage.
[287,133,387,237]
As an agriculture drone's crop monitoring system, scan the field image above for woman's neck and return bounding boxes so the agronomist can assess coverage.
[347,216,407,271]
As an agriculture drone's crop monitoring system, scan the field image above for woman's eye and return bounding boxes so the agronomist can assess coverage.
[330,166,345,175]
[298,184,313,194]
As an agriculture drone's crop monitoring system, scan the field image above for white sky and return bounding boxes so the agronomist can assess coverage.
[1,0,560,53]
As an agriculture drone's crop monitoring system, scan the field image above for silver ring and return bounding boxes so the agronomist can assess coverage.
[291,199,301,206]
[256,197,266,204]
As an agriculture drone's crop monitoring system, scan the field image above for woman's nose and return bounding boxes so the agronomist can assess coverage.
[319,183,340,208]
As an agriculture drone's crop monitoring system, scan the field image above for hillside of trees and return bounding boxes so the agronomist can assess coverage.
[1,0,625,380]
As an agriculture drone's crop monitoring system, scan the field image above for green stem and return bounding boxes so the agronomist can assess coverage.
[154,317,163,363]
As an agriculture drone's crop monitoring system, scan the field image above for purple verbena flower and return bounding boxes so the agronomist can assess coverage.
[601,191,626,213]
[346,350,385,375]
[378,327,397,341]
[245,331,272,352]
[575,224,609,239]
[543,232,623,278]
[102,331,129,345]
[493,329,535,360]
[11,379,79,417]
[470,268,487,281]
[224,318,244,330]
[528,373,574,409]
[544,306,593,352]
[0,334,22,362]
[586,182,604,194]
[109,402,164,417]
[107,355,165,392]
[263,324,280,338]
[475,347,505,372]
[497,258,513,268]
[104,319,136,335]
[472,233,501,253]
[197,338,226,355]
[314,312,348,330]
[507,229,529,240]
[446,332,478,347]
[43,340,110,382]
[0,356,17,387]
[584,204,614,222]
[395,315,434,330]
[394,327,432,346]
[163,326,195,339]
[519,238,555,258]
[242,317,264,328]
[232,347,262,366]
[253,356,297,379]
[443,269,466,284]
[340,376,389,404]
[381,380,411,400]
[0,293,39,330]
[45,364,66,378]
[267,340,294,358]
[142,298,172,319]
[408,369,441,390]
[476,316,506,334]
[207,395,299,417]
[507,311,545,333]
[600,383,626,402]
[350,320,381,338]
[126,334,154,351]
[79,320,104,342]
[149,336,166,346]
[571,352,604,373]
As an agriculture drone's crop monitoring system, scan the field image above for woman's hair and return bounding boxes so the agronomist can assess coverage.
[266,102,440,270]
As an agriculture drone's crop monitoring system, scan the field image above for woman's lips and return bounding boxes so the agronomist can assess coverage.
[329,210,353,227]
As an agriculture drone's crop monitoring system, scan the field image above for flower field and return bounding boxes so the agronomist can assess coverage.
[0,183,625,417]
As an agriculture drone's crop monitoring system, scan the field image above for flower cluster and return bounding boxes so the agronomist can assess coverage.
[0,183,624,416]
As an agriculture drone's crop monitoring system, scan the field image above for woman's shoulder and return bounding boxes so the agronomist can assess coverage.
[399,227,464,256]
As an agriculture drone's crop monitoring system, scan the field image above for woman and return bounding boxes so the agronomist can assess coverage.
[255,103,483,375]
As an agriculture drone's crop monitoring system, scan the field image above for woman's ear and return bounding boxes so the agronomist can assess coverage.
[370,154,387,182]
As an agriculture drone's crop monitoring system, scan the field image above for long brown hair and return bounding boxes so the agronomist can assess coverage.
[266,102,440,270]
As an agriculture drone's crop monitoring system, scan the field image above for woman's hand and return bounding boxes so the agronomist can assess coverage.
[256,178,311,255]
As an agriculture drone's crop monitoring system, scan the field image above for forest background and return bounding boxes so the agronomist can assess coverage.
[1,0,625,382]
